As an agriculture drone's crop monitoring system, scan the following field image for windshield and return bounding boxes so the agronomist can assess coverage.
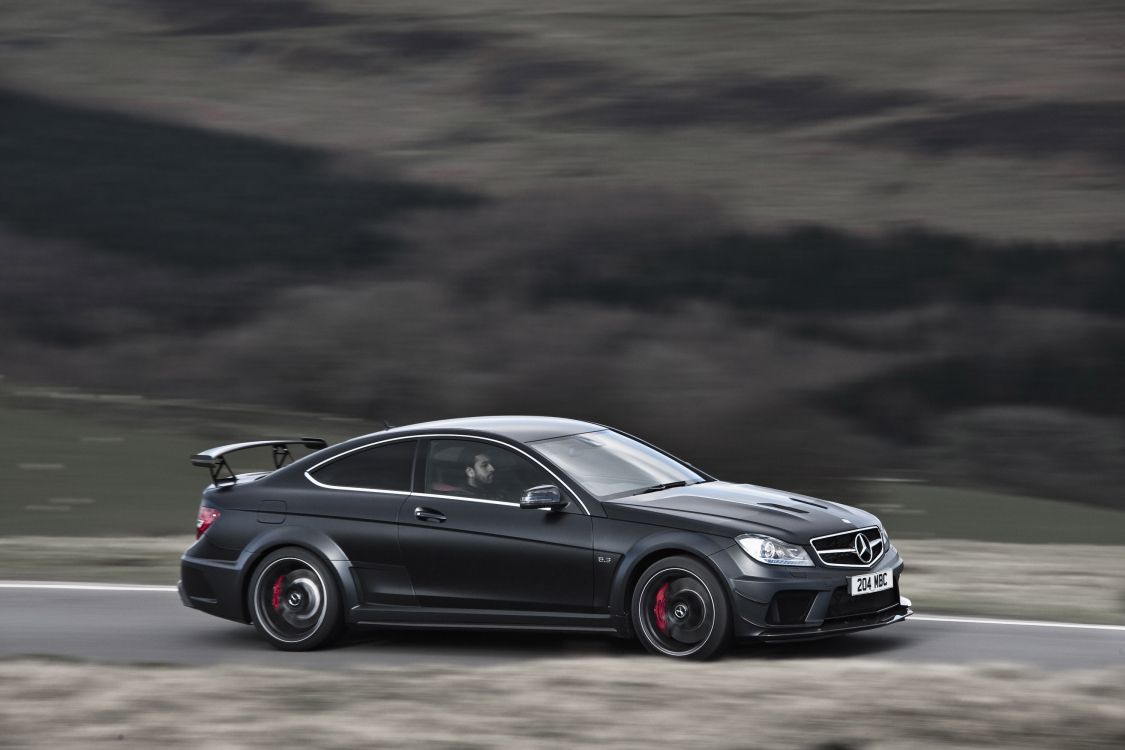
[531,430,707,501]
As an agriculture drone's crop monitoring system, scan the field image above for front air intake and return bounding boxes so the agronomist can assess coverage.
[765,590,818,625]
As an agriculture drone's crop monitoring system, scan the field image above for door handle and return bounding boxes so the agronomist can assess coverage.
[414,507,446,523]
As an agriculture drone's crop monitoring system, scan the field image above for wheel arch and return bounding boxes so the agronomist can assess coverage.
[236,526,360,623]
[609,531,734,629]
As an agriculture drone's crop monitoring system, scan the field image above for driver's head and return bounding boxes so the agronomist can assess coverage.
[460,447,495,488]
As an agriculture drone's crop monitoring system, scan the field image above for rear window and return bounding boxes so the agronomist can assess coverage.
[310,440,416,492]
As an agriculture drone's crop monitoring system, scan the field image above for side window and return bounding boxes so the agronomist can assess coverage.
[425,440,554,503]
[311,440,416,491]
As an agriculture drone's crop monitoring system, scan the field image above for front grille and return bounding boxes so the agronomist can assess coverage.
[824,583,899,621]
[810,526,884,567]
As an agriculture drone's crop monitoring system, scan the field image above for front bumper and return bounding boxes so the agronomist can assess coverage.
[710,545,911,641]
[752,603,911,642]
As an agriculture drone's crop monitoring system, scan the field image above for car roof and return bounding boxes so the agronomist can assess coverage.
[375,416,606,444]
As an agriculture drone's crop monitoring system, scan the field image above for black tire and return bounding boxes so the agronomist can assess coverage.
[247,546,343,651]
[631,555,732,660]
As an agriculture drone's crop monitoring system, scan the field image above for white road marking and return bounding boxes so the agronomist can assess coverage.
[0,584,1121,633]
[0,582,177,592]
[913,614,1125,632]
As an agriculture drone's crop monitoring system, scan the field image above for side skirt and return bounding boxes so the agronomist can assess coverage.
[349,604,621,634]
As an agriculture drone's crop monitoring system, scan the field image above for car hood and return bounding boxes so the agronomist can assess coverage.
[604,481,880,543]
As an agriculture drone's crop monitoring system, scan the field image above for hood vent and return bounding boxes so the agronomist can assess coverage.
[758,502,808,514]
[789,497,828,510]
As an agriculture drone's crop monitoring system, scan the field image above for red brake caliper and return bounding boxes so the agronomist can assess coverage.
[271,575,285,612]
[654,582,670,634]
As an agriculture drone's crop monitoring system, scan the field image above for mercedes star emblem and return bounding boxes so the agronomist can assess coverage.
[854,533,873,564]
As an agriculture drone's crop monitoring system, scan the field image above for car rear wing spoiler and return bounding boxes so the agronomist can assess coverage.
[191,438,328,486]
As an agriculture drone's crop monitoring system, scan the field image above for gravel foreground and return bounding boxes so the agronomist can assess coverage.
[1,657,1123,749]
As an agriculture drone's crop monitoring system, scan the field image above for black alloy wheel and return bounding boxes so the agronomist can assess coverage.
[248,546,342,651]
[631,555,731,659]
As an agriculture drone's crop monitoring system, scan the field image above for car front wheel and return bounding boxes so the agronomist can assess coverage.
[248,547,342,651]
[632,555,731,659]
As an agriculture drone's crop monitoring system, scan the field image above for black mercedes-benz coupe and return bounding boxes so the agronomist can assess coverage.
[180,416,911,658]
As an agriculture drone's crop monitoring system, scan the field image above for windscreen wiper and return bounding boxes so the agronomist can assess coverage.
[636,480,690,495]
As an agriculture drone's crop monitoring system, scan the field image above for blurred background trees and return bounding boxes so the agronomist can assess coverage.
[2,0,1123,508]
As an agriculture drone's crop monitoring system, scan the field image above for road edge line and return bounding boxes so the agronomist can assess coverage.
[0,581,177,592]
[913,614,1125,632]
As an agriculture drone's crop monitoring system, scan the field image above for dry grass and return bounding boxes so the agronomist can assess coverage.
[3,536,1124,624]
[0,657,1122,748]
[896,539,1125,625]
[0,536,191,585]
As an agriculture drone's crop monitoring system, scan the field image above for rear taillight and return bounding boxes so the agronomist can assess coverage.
[196,506,220,539]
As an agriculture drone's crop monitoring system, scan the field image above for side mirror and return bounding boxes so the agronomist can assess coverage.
[520,484,568,511]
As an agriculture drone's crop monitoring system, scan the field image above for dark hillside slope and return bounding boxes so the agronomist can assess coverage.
[0,88,475,269]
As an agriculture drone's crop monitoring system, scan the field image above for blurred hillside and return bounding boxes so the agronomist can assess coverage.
[1,0,1123,507]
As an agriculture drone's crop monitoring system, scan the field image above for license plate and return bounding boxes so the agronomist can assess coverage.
[849,569,893,597]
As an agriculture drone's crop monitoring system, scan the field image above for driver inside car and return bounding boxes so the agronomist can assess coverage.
[458,447,499,500]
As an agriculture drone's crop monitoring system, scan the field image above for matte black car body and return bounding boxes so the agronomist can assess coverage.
[180,416,910,657]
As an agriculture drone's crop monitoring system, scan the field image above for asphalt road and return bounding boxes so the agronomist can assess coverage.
[2,583,1124,670]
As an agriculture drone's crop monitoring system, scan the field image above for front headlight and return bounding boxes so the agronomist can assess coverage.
[736,534,814,567]
[881,525,897,555]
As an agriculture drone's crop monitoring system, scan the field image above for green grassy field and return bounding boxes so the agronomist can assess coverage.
[3,380,1123,544]
[855,482,1125,545]
[0,383,377,537]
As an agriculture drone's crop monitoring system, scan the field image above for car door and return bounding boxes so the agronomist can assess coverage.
[397,437,594,613]
[304,437,418,606]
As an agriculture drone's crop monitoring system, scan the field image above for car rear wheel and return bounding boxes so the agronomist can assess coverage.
[248,547,342,651]
[632,555,731,659]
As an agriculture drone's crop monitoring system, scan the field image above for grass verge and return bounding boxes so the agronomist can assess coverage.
[896,539,1125,625]
[0,536,191,585]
